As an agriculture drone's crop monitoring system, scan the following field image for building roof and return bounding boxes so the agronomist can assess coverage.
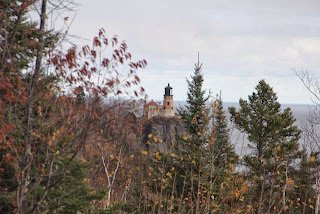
[146,99,159,106]
[165,83,172,89]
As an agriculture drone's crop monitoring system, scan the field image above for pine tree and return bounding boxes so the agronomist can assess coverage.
[229,80,302,213]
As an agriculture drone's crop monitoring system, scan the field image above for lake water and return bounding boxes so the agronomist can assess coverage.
[173,101,317,156]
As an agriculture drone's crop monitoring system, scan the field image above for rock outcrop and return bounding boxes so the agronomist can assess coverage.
[142,117,184,152]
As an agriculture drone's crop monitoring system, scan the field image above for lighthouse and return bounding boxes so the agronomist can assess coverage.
[143,83,176,119]
[160,83,175,117]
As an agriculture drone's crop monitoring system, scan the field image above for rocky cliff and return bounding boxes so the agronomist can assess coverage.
[142,117,184,152]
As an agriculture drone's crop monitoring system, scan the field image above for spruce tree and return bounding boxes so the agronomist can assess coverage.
[211,96,238,169]
[178,59,209,140]
[208,96,239,212]
[229,80,302,213]
[141,61,247,213]
[177,59,209,174]
[176,58,210,212]
[142,59,211,213]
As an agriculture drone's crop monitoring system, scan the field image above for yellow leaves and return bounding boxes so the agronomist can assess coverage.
[229,163,235,170]
[234,191,240,198]
[55,150,60,155]
[148,133,152,139]
[276,145,281,151]
[283,205,289,211]
[168,204,174,211]
[246,205,253,211]
[183,136,188,141]
[141,150,148,156]
[158,167,163,173]
[180,157,184,161]
[32,131,41,139]
[308,198,312,203]
[192,160,196,165]
[155,152,162,160]
[234,208,242,213]
[153,137,158,143]
[166,172,172,178]
[310,156,316,163]
[110,154,114,160]
[38,106,43,117]
[239,196,244,202]
[309,204,315,209]
[169,153,175,158]
[146,140,151,145]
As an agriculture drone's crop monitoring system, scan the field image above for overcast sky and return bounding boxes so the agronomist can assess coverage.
[66,0,320,104]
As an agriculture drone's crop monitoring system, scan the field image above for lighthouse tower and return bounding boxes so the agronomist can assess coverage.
[160,83,175,117]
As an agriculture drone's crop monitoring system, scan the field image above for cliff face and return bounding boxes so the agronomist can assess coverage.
[142,117,185,151]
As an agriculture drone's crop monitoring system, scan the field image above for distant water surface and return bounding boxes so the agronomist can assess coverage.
[173,101,316,156]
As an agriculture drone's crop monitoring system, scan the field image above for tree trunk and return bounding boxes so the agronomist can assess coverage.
[17,0,47,213]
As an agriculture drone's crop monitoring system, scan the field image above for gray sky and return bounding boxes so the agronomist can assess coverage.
[67,0,320,104]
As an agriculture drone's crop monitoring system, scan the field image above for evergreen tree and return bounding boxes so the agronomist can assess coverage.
[44,159,105,213]
[140,59,211,213]
[207,96,240,212]
[177,58,209,170]
[0,1,43,211]
[178,59,209,140]
[175,59,210,212]
[138,61,247,213]
[286,149,319,213]
[229,80,302,213]
[211,96,238,169]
